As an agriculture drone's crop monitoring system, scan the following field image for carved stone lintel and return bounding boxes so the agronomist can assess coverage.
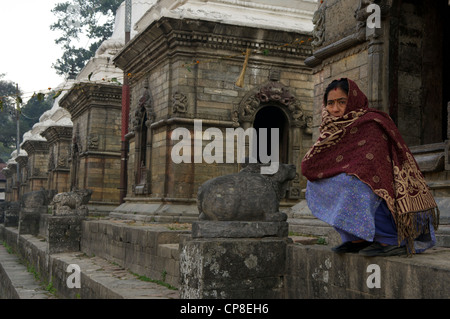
[237,81,310,131]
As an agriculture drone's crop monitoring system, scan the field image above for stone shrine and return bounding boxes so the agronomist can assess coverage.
[111,0,316,221]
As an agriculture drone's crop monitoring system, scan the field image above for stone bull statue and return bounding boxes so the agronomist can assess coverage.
[50,188,93,216]
[197,163,296,222]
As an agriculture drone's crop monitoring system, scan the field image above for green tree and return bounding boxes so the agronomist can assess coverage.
[0,75,53,162]
[0,75,21,161]
[50,0,122,77]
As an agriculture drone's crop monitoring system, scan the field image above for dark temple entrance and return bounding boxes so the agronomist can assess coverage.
[253,106,289,164]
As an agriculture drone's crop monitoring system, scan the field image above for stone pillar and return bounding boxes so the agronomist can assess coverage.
[179,221,289,299]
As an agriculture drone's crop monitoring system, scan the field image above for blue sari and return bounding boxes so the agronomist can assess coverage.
[306,173,435,253]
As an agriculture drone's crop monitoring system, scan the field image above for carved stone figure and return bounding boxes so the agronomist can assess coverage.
[134,78,156,130]
[50,188,93,216]
[172,92,188,113]
[197,163,296,222]
[288,100,306,127]
[57,154,68,168]
[311,3,326,48]
[241,95,260,118]
[88,134,99,150]
[48,151,55,170]
[138,79,152,110]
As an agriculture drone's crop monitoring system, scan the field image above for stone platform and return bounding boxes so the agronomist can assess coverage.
[1,216,449,299]
[0,222,181,299]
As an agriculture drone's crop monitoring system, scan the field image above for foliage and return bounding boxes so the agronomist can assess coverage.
[50,0,122,77]
[0,75,53,162]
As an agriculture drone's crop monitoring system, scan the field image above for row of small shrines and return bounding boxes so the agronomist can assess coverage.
[1,13,317,212]
[1,78,313,211]
[2,83,123,208]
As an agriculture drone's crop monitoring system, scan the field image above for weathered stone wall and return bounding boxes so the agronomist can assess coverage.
[80,220,189,288]
[21,140,50,194]
[2,220,450,299]
[393,0,445,146]
[15,154,28,196]
[42,126,73,194]
[27,152,49,192]
[285,244,450,299]
[308,0,448,146]
[323,0,361,44]
[3,169,13,202]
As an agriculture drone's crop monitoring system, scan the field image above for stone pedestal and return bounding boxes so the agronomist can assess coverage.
[0,202,6,224]
[3,202,19,227]
[18,189,56,236]
[18,207,47,236]
[179,221,290,299]
[40,215,85,254]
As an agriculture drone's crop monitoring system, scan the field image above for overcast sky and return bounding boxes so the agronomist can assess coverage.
[0,0,73,101]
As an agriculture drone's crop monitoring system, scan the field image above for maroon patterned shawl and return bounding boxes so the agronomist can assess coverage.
[301,79,439,251]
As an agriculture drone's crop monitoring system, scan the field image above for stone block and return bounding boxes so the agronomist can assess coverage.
[46,215,85,254]
[3,202,19,227]
[179,237,288,299]
[0,202,6,224]
[18,207,47,236]
[192,221,289,238]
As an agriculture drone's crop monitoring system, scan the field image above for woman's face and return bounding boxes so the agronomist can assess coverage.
[326,88,348,117]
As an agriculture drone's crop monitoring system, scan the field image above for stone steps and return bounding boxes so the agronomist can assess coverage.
[2,221,450,299]
[0,225,180,299]
[50,251,180,299]
[0,244,55,299]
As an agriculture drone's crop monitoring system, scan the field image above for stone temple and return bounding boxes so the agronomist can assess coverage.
[1,0,449,299]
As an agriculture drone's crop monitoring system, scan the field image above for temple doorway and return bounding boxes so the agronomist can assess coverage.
[253,106,289,164]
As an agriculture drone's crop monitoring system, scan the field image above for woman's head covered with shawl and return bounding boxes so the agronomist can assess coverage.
[319,78,370,133]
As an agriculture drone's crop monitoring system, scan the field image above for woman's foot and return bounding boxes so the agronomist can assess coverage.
[331,240,372,253]
[358,242,406,257]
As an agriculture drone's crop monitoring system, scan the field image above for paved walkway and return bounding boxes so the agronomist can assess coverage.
[0,240,179,299]
[0,244,55,299]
